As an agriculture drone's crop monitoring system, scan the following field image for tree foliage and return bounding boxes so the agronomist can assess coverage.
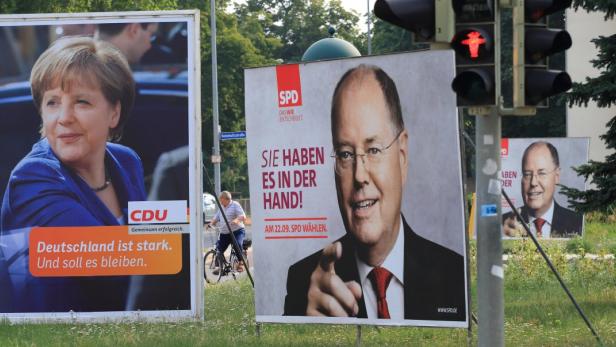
[235,0,363,62]
[561,3,616,214]
[370,19,424,54]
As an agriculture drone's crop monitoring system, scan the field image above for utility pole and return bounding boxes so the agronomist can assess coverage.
[211,0,221,195]
[474,107,504,346]
[451,1,504,343]
[367,0,372,55]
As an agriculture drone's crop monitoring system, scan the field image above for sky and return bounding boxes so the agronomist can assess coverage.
[341,0,372,16]
[341,0,372,33]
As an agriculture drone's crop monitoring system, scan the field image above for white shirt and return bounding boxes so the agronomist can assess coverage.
[528,200,554,238]
[355,217,405,320]
[213,200,246,234]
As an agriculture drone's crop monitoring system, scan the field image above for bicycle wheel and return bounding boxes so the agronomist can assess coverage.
[230,250,249,274]
[204,250,223,284]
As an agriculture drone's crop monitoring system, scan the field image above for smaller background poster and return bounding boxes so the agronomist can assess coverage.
[500,137,589,238]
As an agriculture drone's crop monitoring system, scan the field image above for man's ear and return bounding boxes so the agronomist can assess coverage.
[398,129,409,183]
[554,167,561,185]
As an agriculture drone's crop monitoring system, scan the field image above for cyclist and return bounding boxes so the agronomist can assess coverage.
[208,191,247,272]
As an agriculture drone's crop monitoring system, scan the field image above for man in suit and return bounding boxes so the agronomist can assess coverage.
[96,23,158,65]
[283,65,466,321]
[503,141,583,237]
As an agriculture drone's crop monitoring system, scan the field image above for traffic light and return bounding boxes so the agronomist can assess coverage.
[513,0,572,107]
[374,0,454,43]
[450,0,497,107]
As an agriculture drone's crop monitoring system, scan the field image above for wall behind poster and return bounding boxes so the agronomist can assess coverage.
[0,12,200,320]
[246,51,468,326]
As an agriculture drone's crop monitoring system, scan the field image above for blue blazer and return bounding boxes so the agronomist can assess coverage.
[0,139,146,313]
[2,138,146,230]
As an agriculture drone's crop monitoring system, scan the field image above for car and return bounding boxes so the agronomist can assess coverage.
[203,192,218,224]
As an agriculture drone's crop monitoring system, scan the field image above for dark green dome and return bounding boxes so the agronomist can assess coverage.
[301,37,361,62]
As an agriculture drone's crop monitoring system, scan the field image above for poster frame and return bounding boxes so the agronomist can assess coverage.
[0,10,202,322]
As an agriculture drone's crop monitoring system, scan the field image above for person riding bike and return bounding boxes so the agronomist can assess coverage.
[208,191,246,272]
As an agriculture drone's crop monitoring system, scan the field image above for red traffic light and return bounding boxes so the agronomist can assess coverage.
[461,31,487,59]
[451,26,493,64]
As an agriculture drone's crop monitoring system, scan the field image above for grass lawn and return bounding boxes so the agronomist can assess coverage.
[1,221,615,346]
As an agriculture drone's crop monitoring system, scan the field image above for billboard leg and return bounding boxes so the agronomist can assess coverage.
[474,108,504,347]
[355,325,362,347]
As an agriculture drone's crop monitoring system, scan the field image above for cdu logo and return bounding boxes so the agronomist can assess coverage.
[128,200,187,224]
[276,64,303,108]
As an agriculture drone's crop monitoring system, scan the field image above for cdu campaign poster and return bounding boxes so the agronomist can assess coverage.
[0,11,202,321]
[500,138,589,239]
[245,51,469,327]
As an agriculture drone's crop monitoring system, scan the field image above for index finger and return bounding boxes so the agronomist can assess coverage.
[504,216,517,228]
[320,242,342,273]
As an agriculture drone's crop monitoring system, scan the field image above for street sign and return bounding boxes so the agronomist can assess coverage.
[220,131,246,141]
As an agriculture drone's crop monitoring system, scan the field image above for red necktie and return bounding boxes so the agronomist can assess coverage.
[534,218,546,237]
[368,267,393,319]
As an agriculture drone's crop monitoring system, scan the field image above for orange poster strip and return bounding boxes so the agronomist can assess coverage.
[29,226,182,277]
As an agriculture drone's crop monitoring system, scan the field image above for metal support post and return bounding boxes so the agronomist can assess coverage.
[367,0,372,55]
[475,108,504,347]
[210,0,221,195]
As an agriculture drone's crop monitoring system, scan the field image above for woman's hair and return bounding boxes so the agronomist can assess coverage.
[30,36,135,141]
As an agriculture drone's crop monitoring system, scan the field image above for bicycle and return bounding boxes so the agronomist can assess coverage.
[203,225,250,284]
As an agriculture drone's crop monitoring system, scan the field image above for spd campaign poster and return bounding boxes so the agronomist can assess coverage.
[500,138,589,238]
[246,51,469,327]
[0,11,202,321]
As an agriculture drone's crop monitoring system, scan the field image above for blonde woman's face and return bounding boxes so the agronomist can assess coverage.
[41,78,120,168]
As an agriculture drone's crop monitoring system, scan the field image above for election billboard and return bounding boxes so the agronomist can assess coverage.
[0,11,202,321]
[245,51,469,327]
[500,138,589,238]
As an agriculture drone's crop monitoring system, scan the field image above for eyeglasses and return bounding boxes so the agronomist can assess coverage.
[522,167,559,181]
[331,129,403,175]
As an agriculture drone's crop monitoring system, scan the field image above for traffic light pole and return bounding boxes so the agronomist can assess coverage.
[474,107,504,347]
[474,1,504,344]
[211,0,222,195]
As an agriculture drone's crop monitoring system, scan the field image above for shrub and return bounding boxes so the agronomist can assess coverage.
[565,237,593,255]
[585,209,616,223]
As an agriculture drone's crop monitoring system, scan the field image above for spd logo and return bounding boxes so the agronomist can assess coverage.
[276,64,303,107]
[128,200,187,224]
[501,138,509,158]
